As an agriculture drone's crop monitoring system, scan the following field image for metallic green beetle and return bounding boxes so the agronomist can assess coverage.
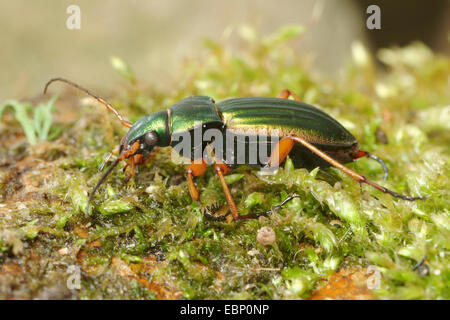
[44,78,426,221]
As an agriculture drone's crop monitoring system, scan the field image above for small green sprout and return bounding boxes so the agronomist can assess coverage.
[99,199,134,216]
[110,56,136,85]
[0,96,61,145]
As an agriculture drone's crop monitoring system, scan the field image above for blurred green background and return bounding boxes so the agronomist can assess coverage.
[1,0,448,102]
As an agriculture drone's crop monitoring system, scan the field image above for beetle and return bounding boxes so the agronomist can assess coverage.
[44,78,426,221]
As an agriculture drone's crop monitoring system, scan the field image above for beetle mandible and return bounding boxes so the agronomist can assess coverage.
[44,78,426,221]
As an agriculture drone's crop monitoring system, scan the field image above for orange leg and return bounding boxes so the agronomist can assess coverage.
[287,135,426,201]
[277,89,301,101]
[186,159,208,201]
[186,157,301,221]
[124,157,136,182]
[186,159,240,221]
[123,147,159,176]
[120,141,140,160]
[123,155,142,173]
[120,141,141,182]
[214,163,239,221]
[208,137,297,220]
[267,137,295,168]
[133,154,144,165]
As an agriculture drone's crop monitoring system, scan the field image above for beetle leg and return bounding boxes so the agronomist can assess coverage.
[277,89,302,101]
[124,157,136,182]
[267,137,295,168]
[288,135,427,201]
[235,195,300,220]
[186,160,227,221]
[352,150,389,181]
[133,154,144,165]
[366,152,389,181]
[228,138,297,220]
[214,163,239,221]
[186,159,208,201]
[186,160,237,221]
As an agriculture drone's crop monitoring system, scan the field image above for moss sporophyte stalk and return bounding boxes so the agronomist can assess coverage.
[0,26,449,299]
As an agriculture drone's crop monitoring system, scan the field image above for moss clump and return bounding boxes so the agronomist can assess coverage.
[0,25,449,300]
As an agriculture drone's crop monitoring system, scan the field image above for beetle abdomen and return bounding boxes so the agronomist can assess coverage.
[217,97,357,149]
[216,130,359,170]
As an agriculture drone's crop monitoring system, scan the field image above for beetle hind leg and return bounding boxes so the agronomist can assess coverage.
[352,150,389,181]
[288,135,427,201]
[366,152,389,181]
[277,89,302,101]
[226,138,298,220]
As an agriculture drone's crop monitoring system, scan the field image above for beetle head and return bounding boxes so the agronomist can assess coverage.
[119,110,170,159]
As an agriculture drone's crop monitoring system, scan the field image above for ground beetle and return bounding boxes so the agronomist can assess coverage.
[44,78,426,221]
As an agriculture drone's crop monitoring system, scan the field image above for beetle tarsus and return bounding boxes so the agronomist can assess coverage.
[202,195,300,221]
[202,209,227,221]
[365,152,389,181]
[235,195,300,220]
[412,254,428,271]
[362,178,428,201]
[201,203,228,221]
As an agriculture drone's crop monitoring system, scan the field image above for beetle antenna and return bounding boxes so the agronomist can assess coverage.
[44,77,132,128]
[86,157,121,215]
[365,152,389,181]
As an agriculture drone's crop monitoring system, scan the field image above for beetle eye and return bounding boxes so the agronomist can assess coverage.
[144,131,158,146]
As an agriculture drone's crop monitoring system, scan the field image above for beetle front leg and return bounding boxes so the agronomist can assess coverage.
[186,159,207,202]
[123,157,136,182]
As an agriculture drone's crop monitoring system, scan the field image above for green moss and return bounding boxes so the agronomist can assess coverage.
[0,25,449,300]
